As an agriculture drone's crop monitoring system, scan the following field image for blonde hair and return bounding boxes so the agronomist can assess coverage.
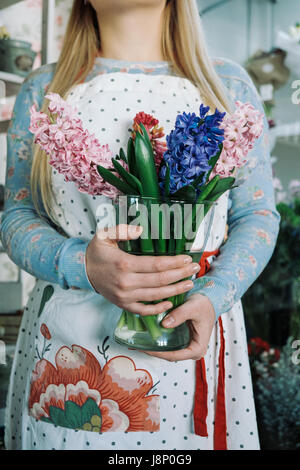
[31,0,231,219]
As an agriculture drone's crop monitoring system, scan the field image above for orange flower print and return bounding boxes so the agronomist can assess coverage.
[254,210,271,217]
[31,234,41,243]
[204,280,215,288]
[257,229,271,245]
[76,251,85,264]
[7,167,14,178]
[26,223,41,232]
[237,268,246,281]
[249,255,257,267]
[40,323,51,340]
[14,188,29,201]
[28,343,159,433]
[253,189,264,200]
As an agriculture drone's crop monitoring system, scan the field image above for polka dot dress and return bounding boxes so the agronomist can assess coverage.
[4,69,260,450]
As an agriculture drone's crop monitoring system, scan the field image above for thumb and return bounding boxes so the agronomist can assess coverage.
[96,224,143,244]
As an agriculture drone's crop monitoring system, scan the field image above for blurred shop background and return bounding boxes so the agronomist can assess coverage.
[0,0,299,449]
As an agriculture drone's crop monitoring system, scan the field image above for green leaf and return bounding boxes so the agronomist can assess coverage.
[97,165,136,195]
[172,184,196,201]
[64,401,83,429]
[206,144,223,181]
[191,172,206,190]
[164,162,170,197]
[208,176,235,200]
[119,148,127,163]
[134,132,160,198]
[112,158,143,195]
[49,405,72,428]
[38,285,54,318]
[81,398,101,425]
[127,137,136,176]
[197,175,220,202]
[139,122,153,154]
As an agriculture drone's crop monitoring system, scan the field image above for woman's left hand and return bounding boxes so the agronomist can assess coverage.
[142,294,216,362]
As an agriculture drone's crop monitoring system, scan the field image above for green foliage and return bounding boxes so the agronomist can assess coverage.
[253,339,300,450]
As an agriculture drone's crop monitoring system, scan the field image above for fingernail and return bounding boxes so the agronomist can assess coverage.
[163,315,175,327]
[184,281,194,290]
[192,264,200,273]
[184,256,192,264]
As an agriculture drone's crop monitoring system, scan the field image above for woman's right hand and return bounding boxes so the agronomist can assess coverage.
[86,224,200,315]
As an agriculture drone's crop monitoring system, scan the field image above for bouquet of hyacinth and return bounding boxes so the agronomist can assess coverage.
[29,93,263,351]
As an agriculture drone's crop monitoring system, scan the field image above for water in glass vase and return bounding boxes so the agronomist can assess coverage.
[114,309,191,351]
[111,195,215,352]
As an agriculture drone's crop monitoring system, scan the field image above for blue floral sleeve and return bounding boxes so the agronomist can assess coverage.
[186,59,280,319]
[0,64,94,291]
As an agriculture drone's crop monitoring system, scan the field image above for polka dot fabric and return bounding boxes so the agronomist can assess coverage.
[5,70,259,450]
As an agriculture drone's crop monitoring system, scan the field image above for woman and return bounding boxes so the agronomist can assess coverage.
[1,0,279,450]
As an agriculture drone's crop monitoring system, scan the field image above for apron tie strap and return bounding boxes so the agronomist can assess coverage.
[214,316,227,450]
[193,249,228,450]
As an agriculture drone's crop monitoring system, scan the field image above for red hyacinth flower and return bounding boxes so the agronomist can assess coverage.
[132,112,167,169]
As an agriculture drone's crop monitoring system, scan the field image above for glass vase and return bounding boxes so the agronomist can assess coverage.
[111,195,215,351]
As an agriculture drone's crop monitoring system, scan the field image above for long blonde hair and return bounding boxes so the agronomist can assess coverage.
[31,0,231,219]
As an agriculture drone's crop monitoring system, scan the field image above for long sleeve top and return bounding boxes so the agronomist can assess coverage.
[0,57,280,320]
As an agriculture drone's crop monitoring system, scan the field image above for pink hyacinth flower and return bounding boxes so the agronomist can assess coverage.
[211,101,264,179]
[29,94,121,198]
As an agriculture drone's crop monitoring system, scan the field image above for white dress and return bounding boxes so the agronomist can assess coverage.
[5,71,260,450]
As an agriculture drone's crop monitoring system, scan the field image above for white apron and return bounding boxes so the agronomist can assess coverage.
[4,71,260,450]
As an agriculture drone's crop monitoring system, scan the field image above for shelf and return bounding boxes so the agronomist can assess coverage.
[275,137,300,149]
[0,0,24,10]
[0,71,23,85]
[270,121,300,139]
[0,0,55,65]
[200,0,277,16]
[200,0,234,16]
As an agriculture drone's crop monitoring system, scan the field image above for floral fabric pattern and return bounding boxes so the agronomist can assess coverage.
[29,325,159,433]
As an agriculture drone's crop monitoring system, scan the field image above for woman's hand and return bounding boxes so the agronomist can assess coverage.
[86,224,201,315]
[143,293,216,362]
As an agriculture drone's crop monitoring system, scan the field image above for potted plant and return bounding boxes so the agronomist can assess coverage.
[248,337,300,450]
[0,25,36,77]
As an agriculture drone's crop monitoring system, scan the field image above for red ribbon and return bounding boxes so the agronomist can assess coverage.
[193,249,228,450]
[214,316,227,450]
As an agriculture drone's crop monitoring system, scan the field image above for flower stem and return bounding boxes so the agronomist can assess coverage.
[133,314,147,332]
[116,310,127,329]
[141,315,167,341]
[126,311,135,330]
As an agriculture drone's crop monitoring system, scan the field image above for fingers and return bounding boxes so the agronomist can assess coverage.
[118,252,193,274]
[121,263,200,289]
[142,339,207,362]
[132,280,194,303]
[141,296,216,361]
[160,298,199,328]
[96,224,143,243]
[126,300,173,316]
